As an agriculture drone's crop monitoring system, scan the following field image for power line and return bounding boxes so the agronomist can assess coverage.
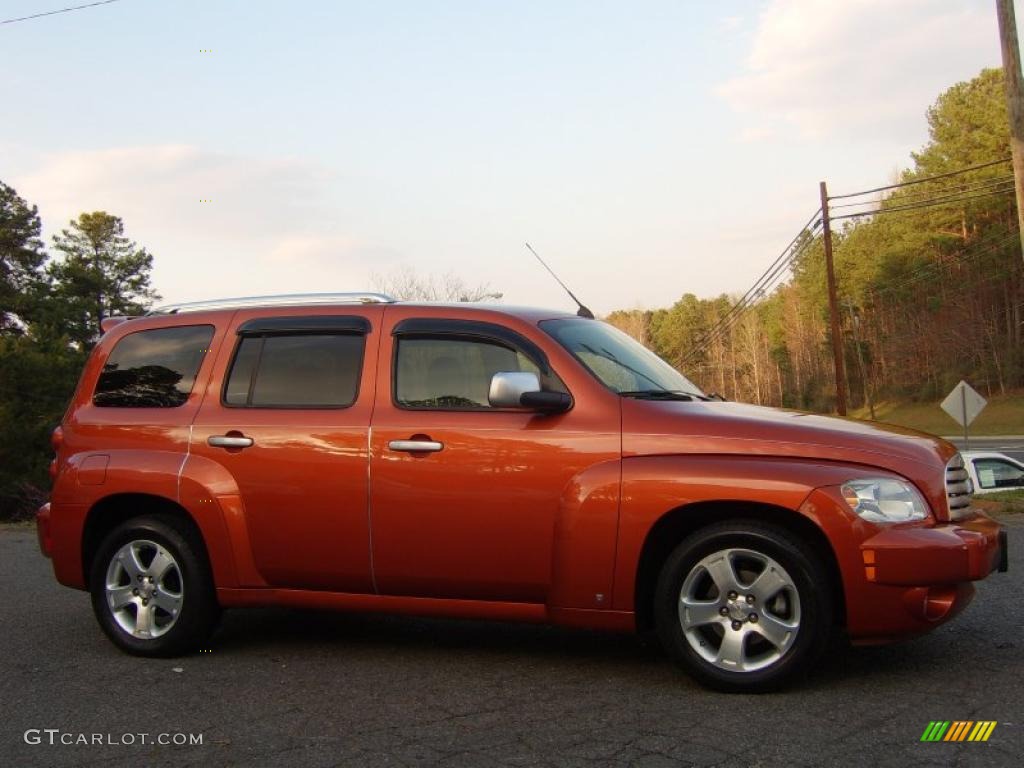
[872,227,1017,292]
[682,214,821,362]
[831,185,1016,221]
[699,238,814,352]
[1,0,122,25]
[867,228,1020,298]
[828,174,1016,210]
[827,157,1012,200]
[696,223,821,354]
[682,212,819,360]
[689,223,1019,369]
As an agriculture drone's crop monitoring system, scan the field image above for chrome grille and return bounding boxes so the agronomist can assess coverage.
[945,453,973,520]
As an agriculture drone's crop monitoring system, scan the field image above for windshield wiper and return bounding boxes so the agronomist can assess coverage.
[619,390,698,401]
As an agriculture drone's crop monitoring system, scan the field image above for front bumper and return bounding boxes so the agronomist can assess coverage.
[861,513,1007,585]
[800,490,1007,644]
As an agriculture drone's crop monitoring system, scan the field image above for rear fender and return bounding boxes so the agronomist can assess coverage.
[54,450,240,589]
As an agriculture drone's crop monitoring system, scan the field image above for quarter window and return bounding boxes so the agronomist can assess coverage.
[395,336,562,409]
[94,325,214,408]
[224,333,364,408]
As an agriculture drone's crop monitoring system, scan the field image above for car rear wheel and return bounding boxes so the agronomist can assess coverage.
[655,520,832,692]
[90,515,219,656]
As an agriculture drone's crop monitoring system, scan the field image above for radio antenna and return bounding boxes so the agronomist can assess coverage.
[524,242,594,319]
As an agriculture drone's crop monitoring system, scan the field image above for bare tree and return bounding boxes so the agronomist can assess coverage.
[372,266,502,302]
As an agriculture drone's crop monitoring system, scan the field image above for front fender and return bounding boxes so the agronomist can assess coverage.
[610,455,885,611]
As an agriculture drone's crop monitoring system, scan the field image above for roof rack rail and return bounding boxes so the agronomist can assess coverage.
[148,292,397,315]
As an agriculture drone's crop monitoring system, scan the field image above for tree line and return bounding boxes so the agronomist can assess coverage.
[607,68,1023,413]
[0,190,156,518]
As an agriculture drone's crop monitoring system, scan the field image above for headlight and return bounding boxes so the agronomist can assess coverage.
[840,478,929,523]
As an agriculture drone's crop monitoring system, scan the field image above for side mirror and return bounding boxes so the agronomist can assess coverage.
[488,372,571,413]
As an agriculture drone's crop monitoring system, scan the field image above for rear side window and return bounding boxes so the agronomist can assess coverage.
[94,325,214,408]
[224,334,365,408]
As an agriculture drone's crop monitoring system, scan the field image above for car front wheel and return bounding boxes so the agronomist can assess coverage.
[655,521,833,692]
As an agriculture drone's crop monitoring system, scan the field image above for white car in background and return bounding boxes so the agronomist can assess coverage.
[961,451,1024,494]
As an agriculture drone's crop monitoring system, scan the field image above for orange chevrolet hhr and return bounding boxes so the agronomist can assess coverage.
[36,293,1007,691]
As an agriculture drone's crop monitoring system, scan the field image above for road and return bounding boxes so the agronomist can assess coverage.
[1,518,1021,768]
[943,437,1024,462]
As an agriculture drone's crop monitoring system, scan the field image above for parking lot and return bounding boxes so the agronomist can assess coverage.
[1,516,1021,768]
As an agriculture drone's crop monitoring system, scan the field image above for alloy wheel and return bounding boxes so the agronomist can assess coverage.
[678,547,801,673]
[104,539,184,639]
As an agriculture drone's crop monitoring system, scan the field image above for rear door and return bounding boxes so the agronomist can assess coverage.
[190,307,382,591]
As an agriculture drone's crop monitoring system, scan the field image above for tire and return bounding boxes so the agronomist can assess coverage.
[89,514,220,657]
[654,520,833,693]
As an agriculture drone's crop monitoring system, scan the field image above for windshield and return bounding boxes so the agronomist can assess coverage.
[540,318,704,397]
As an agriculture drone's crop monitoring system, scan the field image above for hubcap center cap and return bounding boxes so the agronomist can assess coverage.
[727,598,752,622]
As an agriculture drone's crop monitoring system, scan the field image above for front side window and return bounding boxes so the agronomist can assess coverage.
[395,336,561,409]
[224,333,364,408]
[541,318,703,397]
[973,458,1024,490]
[94,325,214,408]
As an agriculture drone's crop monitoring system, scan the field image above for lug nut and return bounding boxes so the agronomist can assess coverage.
[749,613,758,623]
[719,607,729,616]
[731,620,742,631]
[746,595,755,604]
[132,588,139,596]
[728,591,738,600]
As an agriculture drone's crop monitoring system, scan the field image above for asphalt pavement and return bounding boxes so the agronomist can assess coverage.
[1,517,1022,768]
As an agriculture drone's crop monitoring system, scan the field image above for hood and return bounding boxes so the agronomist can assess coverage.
[622,399,956,475]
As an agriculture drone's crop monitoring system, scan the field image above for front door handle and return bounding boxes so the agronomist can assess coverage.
[388,439,443,453]
[208,435,254,449]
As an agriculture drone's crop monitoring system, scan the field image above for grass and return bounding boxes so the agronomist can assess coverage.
[850,392,1024,436]
[978,489,1024,514]
[973,489,1024,516]
[982,489,1024,503]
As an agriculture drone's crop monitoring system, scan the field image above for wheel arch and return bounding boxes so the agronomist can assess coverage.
[632,500,846,634]
[80,492,225,589]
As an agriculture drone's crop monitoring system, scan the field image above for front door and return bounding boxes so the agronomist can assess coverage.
[190,308,381,591]
[368,311,620,603]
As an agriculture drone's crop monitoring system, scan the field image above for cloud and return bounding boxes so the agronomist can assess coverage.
[717,0,996,141]
[13,145,398,302]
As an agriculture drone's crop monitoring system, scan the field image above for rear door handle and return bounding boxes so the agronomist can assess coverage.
[208,435,254,449]
[388,439,443,453]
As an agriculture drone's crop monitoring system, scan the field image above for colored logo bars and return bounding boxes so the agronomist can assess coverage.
[921,721,997,742]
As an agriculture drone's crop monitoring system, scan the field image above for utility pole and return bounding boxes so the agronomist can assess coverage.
[996,0,1024,264]
[819,181,848,416]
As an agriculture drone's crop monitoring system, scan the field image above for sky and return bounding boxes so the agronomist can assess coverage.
[1,0,1017,315]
